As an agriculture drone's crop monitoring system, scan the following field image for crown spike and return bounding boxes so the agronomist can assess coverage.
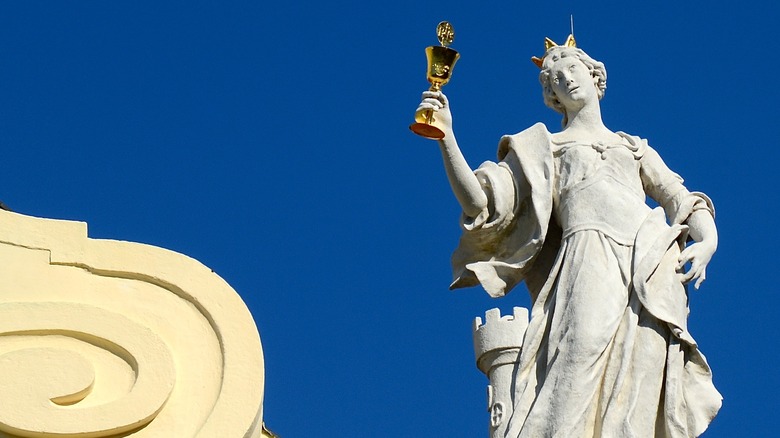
[531,34,578,69]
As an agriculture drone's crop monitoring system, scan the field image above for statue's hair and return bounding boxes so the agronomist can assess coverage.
[539,46,607,126]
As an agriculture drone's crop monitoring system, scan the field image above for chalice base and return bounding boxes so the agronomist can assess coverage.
[409,122,445,140]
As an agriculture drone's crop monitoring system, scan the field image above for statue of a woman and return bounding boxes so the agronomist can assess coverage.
[417,37,721,437]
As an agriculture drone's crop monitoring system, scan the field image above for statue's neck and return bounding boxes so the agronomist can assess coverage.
[563,100,607,134]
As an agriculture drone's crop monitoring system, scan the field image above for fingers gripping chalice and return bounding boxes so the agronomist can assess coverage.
[410,21,460,139]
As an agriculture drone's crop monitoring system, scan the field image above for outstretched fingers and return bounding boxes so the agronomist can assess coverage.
[677,245,694,270]
[678,246,708,288]
[681,261,702,285]
[694,267,707,289]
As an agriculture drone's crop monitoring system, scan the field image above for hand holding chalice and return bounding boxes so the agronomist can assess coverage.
[409,21,460,140]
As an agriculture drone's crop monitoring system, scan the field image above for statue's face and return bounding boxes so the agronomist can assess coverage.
[548,56,598,111]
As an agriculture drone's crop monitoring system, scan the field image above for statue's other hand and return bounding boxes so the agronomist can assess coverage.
[677,240,716,289]
[417,91,453,135]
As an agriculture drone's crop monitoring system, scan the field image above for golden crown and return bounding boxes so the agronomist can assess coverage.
[531,34,576,69]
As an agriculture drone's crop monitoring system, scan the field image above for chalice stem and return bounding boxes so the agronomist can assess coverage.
[424,83,442,124]
[424,109,434,124]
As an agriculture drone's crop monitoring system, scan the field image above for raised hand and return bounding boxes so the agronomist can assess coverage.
[416,90,453,136]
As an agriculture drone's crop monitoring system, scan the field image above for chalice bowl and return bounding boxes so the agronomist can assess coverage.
[410,21,460,140]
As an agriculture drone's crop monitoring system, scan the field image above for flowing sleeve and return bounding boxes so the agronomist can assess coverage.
[450,123,555,298]
[639,143,715,225]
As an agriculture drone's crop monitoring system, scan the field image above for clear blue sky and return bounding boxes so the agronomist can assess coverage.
[1,2,776,436]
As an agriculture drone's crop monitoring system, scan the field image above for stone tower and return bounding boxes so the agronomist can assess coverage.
[473,307,529,438]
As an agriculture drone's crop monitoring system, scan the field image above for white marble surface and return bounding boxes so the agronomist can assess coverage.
[421,42,721,437]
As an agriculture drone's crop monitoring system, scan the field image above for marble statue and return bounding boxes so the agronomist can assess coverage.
[417,37,721,437]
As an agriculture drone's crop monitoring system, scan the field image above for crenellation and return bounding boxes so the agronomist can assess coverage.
[473,307,528,364]
[472,307,529,438]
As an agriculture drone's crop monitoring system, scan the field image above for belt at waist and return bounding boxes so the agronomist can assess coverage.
[557,177,652,245]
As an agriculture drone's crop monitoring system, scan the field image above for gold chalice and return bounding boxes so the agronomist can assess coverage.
[410,21,460,140]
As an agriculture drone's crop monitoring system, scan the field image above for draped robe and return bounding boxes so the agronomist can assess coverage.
[451,123,721,437]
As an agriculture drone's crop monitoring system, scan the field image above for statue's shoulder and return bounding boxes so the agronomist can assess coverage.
[616,131,651,157]
[616,130,644,142]
[498,123,552,160]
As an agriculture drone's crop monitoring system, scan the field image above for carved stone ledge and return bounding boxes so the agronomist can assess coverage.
[0,209,266,438]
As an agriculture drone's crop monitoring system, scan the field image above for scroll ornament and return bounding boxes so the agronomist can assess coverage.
[0,209,267,437]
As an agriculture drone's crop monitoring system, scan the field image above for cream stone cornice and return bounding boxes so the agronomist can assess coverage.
[0,209,266,437]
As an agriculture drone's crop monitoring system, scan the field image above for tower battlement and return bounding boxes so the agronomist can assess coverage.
[472,307,528,369]
[472,307,530,435]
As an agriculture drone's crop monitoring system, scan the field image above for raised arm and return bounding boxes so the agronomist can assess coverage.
[417,91,487,217]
